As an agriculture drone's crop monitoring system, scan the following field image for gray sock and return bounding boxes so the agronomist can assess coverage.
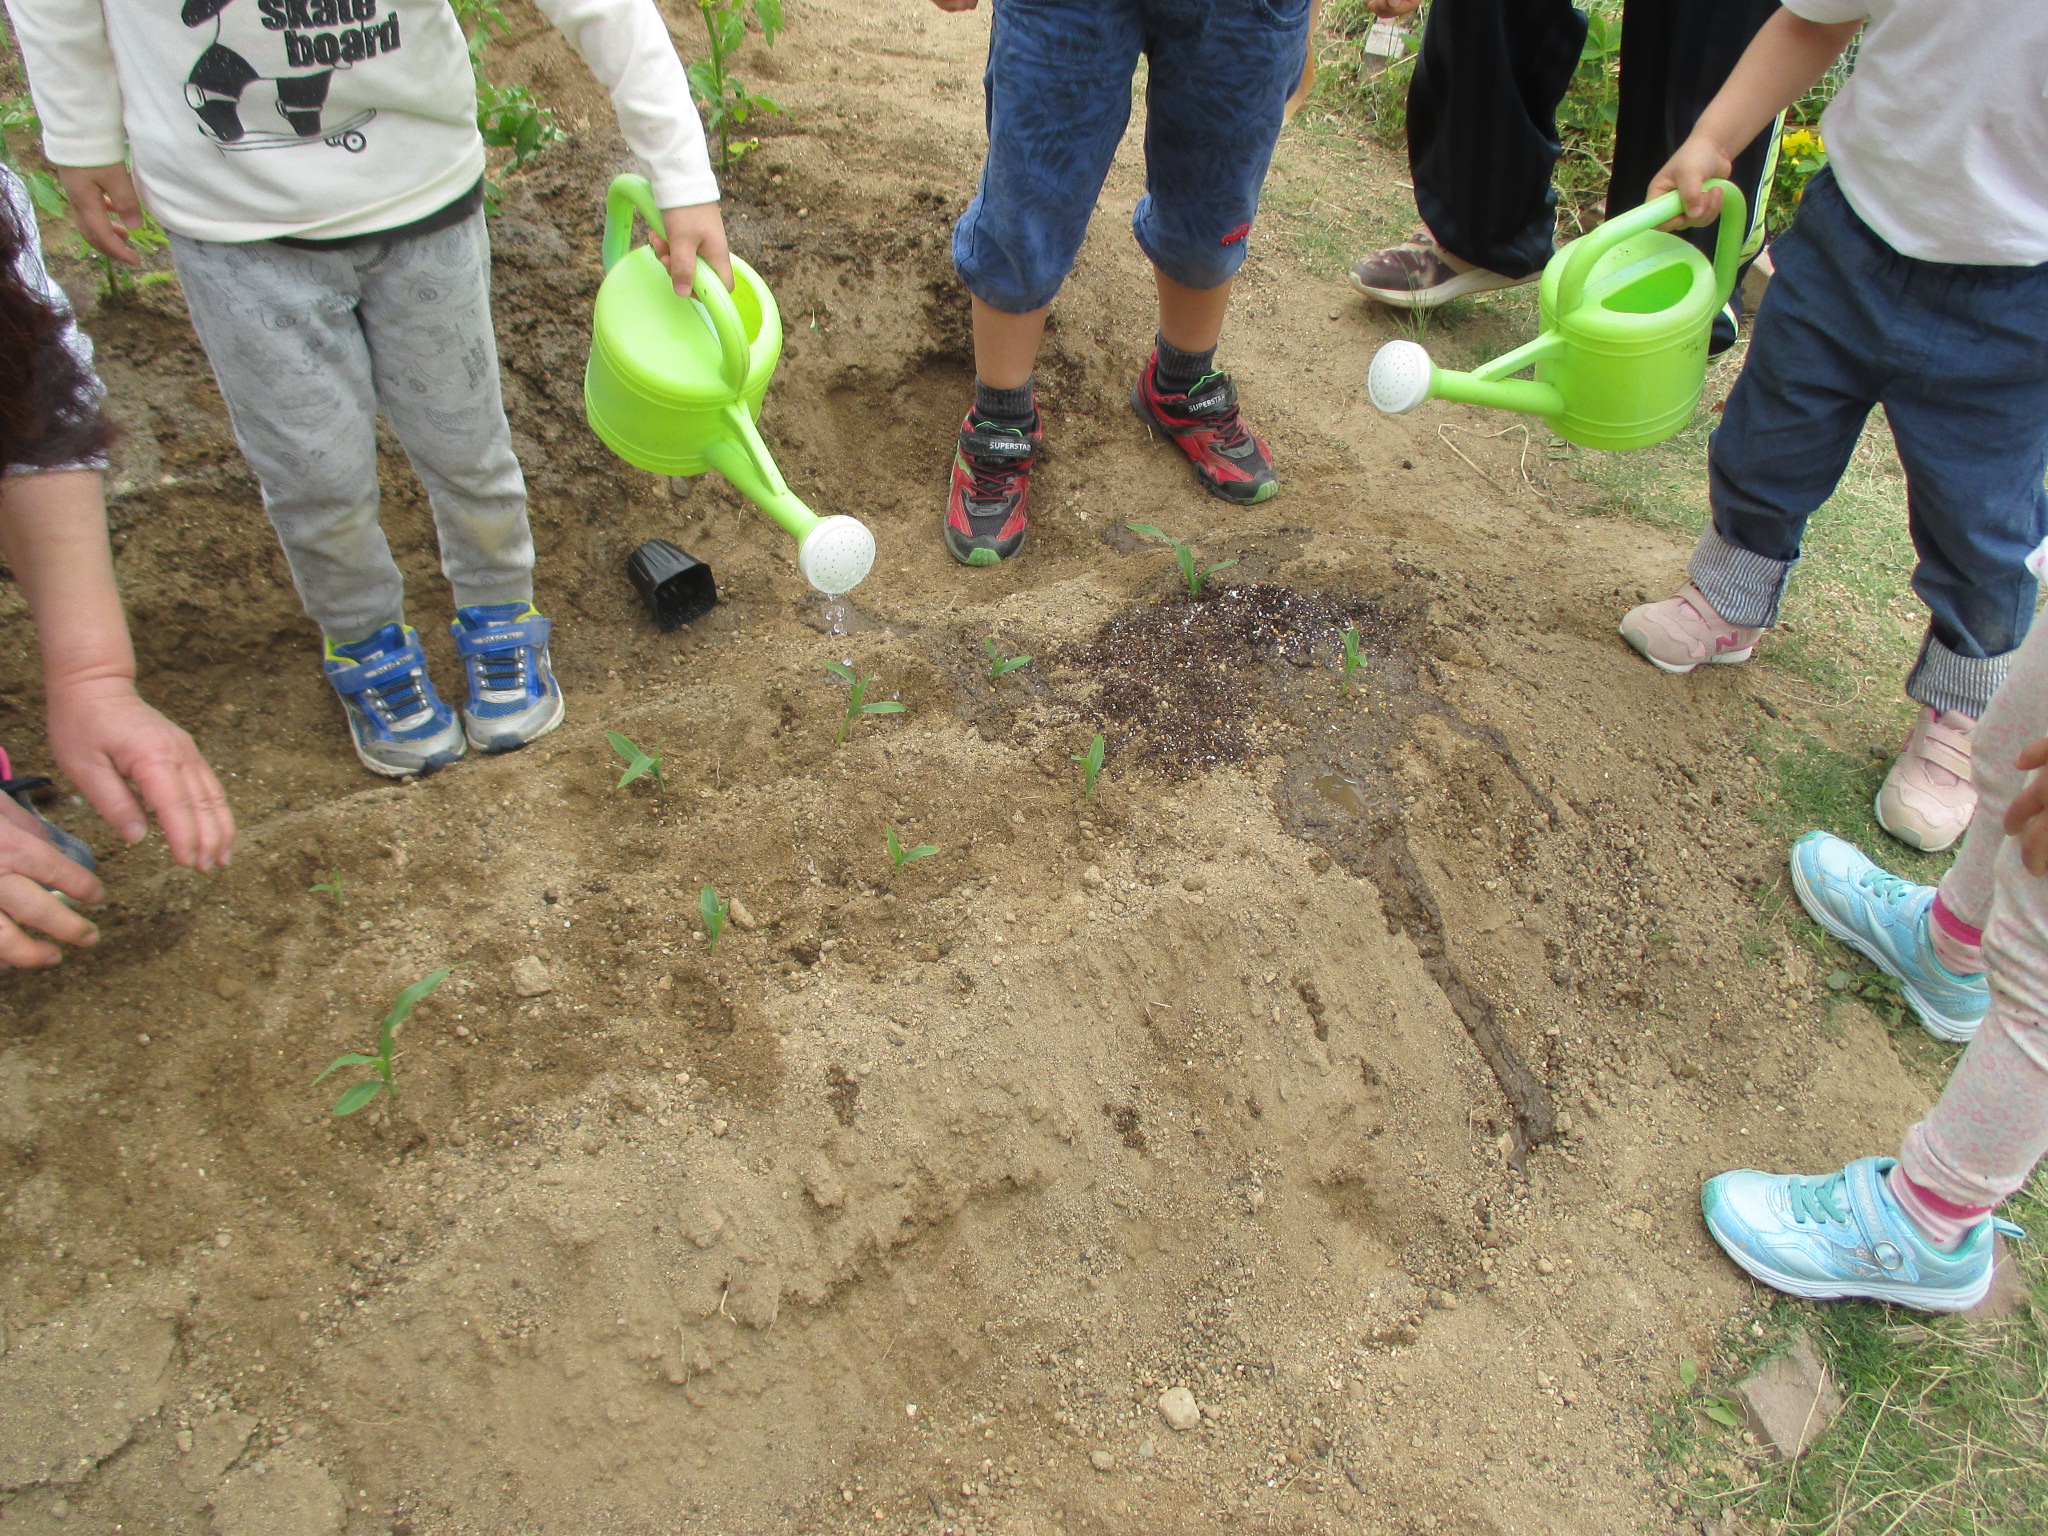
[1153,334,1216,393]
[973,377,1035,424]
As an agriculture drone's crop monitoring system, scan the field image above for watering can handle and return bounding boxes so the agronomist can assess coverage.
[600,174,750,395]
[1553,179,1748,319]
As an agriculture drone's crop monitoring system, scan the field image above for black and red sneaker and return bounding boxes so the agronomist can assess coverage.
[1130,357,1278,505]
[943,408,1042,567]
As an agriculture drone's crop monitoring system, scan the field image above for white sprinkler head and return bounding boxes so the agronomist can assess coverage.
[797,515,877,595]
[1367,339,1435,415]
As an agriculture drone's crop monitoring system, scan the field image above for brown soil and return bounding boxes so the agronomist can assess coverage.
[0,5,1941,1534]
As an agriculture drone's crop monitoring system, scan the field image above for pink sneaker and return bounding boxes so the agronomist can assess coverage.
[1876,707,1976,852]
[1618,584,1764,674]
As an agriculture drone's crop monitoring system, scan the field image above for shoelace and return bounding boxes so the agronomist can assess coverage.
[964,453,1027,507]
[1179,377,1254,456]
[472,641,530,694]
[1788,1172,1851,1228]
[1854,866,1920,911]
[364,666,431,725]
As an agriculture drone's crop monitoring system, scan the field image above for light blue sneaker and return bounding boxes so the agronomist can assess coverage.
[324,624,466,778]
[1788,830,1987,1042]
[1703,1156,2022,1313]
[450,603,565,754]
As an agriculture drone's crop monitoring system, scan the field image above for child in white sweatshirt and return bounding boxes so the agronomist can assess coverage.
[6,0,727,775]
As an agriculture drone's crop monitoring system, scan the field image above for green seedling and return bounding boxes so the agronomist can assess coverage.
[1126,523,1237,598]
[886,826,939,874]
[826,661,905,746]
[0,97,66,222]
[452,0,565,212]
[606,731,666,790]
[308,868,346,910]
[700,884,730,951]
[689,0,785,173]
[1072,733,1106,800]
[1340,625,1366,692]
[982,638,1033,684]
[314,967,456,1116]
[1678,1358,1743,1429]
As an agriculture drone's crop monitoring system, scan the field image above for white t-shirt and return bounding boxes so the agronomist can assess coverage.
[1785,0,2048,266]
[4,0,718,243]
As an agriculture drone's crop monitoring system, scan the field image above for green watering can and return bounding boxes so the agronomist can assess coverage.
[1366,181,1747,451]
[585,175,876,594]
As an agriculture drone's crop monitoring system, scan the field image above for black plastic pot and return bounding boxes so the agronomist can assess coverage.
[626,540,718,631]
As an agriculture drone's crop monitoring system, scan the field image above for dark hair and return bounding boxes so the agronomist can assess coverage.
[0,185,112,475]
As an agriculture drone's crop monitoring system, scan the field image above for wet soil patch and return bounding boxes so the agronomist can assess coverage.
[1056,581,1407,772]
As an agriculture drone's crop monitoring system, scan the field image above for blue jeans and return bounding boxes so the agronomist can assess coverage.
[1690,169,2048,718]
[952,0,1313,315]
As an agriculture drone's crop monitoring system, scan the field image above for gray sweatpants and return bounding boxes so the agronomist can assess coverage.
[169,211,533,643]
[1906,615,2048,1208]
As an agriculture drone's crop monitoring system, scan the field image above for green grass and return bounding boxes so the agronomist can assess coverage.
[1657,1172,2048,1535]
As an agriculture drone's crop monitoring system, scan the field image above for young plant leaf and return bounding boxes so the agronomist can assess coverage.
[1701,1400,1742,1429]
[1678,1358,1698,1388]
[313,1053,381,1084]
[606,731,664,790]
[384,968,455,1033]
[309,868,346,909]
[332,1079,385,1116]
[700,884,730,951]
[1341,625,1366,692]
[887,827,939,872]
[1072,733,1106,800]
[983,639,1033,683]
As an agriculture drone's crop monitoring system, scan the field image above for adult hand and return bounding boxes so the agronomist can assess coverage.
[57,164,145,267]
[930,0,979,11]
[1647,133,1735,227]
[46,681,235,872]
[2005,737,2048,875]
[0,800,103,968]
[652,201,734,299]
[1364,0,1423,18]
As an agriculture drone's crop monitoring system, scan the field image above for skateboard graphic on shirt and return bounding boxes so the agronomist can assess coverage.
[181,0,400,153]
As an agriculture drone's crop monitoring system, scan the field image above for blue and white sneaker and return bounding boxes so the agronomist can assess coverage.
[1703,1156,2023,1313]
[1788,830,1987,1043]
[450,603,565,754]
[324,624,466,778]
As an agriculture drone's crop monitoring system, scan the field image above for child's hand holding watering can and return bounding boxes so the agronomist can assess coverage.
[647,202,736,300]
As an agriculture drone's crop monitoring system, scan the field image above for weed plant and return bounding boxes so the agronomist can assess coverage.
[689,0,783,173]
[826,662,905,746]
[983,639,1032,684]
[886,827,939,874]
[314,968,455,1116]
[606,731,666,790]
[1072,733,1106,800]
[699,885,729,951]
[1126,524,1237,598]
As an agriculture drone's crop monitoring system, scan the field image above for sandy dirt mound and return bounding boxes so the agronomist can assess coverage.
[0,3,1941,1533]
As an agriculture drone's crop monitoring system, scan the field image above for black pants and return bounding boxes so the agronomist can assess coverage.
[1408,0,1781,279]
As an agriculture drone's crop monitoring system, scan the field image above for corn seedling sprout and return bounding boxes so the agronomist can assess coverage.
[826,661,905,746]
[700,885,730,951]
[1341,626,1366,692]
[606,731,665,790]
[982,638,1033,684]
[886,826,940,874]
[308,868,346,910]
[1072,733,1106,800]
[1125,523,1236,598]
[313,967,457,1116]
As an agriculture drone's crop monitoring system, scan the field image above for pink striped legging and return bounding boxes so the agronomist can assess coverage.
[1902,615,2048,1211]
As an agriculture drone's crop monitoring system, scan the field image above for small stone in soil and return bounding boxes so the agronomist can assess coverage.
[1158,1387,1201,1432]
[1089,1449,1114,1473]
[511,956,553,997]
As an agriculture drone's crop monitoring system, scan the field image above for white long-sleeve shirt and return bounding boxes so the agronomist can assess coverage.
[4,0,718,243]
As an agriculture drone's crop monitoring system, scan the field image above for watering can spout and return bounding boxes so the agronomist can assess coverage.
[1368,338,1567,421]
[703,404,877,595]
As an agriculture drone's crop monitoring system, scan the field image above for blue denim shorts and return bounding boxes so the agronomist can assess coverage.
[952,0,1313,314]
